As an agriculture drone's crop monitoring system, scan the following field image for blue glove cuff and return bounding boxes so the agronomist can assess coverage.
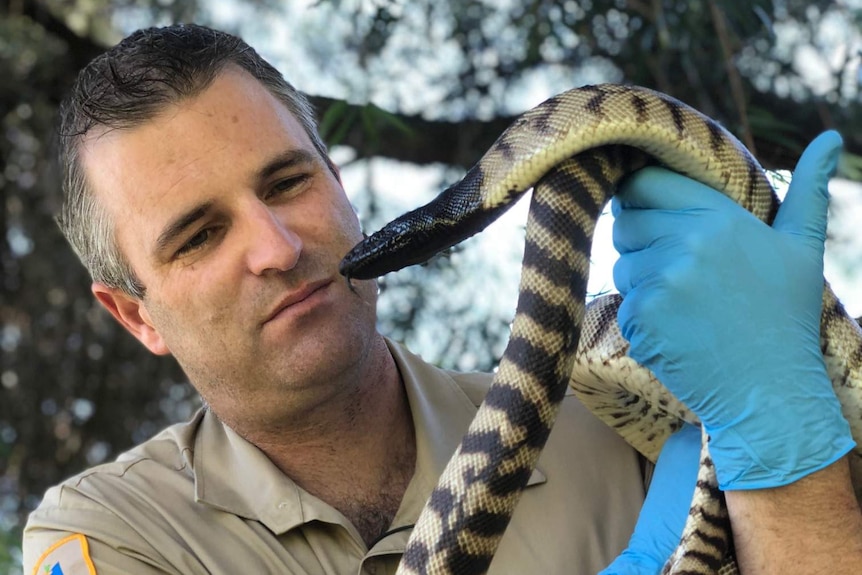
[709,412,855,490]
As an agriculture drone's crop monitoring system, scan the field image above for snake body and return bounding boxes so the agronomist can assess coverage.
[339,84,862,575]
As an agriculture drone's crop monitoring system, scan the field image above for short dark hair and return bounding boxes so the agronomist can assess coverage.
[57,24,335,297]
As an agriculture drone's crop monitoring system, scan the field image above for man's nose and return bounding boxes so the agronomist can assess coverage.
[244,203,302,275]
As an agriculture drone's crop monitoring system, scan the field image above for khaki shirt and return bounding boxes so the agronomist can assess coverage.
[24,340,645,574]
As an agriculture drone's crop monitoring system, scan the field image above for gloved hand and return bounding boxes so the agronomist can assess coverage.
[612,131,854,490]
[599,424,701,575]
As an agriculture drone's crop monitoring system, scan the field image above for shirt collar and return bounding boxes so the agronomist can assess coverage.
[387,339,489,527]
[384,340,546,537]
[192,407,346,534]
[191,338,544,536]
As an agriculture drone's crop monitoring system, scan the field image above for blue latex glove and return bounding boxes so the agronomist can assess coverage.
[599,424,701,575]
[612,131,855,490]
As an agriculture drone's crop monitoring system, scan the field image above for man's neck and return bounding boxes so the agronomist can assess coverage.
[235,335,417,546]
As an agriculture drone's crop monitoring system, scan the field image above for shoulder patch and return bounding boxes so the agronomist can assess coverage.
[32,534,96,575]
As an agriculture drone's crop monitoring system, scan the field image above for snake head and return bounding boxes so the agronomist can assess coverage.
[339,165,506,281]
[339,217,437,281]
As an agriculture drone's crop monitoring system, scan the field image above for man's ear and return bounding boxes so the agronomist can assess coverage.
[91,283,170,356]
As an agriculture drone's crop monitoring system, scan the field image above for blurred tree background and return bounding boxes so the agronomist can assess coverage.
[2,0,860,569]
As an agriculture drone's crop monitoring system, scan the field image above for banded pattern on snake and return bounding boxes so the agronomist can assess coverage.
[339,84,862,575]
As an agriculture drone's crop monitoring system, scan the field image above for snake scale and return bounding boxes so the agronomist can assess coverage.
[339,84,862,575]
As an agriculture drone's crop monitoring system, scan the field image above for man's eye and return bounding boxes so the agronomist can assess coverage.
[268,175,310,199]
[177,228,211,256]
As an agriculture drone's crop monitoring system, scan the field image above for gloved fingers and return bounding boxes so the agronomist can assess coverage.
[615,166,736,212]
[615,278,677,359]
[612,167,762,258]
[636,423,702,561]
[772,131,842,243]
[654,423,702,486]
[612,247,679,298]
[600,424,702,575]
[612,206,694,255]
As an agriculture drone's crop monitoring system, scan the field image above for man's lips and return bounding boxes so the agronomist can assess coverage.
[263,279,333,324]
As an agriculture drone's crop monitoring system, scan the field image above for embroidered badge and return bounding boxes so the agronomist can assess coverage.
[33,534,96,575]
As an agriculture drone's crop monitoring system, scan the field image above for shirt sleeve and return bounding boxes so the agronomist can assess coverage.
[24,487,180,575]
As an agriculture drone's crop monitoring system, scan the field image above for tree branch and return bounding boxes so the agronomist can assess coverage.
[17,0,104,68]
[309,91,860,173]
[708,0,757,156]
[17,0,861,174]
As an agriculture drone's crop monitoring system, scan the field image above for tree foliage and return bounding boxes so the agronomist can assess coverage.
[2,0,860,568]
[307,0,861,168]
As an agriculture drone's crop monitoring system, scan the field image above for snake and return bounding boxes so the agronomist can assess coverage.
[338,84,862,575]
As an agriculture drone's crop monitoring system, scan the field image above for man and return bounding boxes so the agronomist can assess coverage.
[24,24,862,575]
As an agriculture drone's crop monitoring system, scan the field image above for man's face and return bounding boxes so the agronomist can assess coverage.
[82,67,379,424]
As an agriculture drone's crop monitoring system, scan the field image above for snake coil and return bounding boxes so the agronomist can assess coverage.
[340,84,862,575]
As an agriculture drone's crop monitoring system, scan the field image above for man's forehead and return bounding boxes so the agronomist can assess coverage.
[80,66,305,148]
[78,67,318,260]
[80,68,313,189]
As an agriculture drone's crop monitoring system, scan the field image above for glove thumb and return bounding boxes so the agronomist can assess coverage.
[771,131,842,245]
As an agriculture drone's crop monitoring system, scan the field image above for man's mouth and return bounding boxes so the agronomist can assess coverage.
[263,279,333,324]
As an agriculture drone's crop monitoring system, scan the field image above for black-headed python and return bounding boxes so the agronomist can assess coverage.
[339,84,862,575]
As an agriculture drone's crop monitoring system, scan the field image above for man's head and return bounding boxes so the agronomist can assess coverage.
[60,25,382,430]
[58,23,336,298]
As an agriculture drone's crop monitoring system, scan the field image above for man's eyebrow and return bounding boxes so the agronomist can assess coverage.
[154,201,213,258]
[256,149,317,183]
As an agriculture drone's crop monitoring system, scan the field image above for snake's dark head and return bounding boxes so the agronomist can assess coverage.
[340,169,496,281]
[339,218,438,281]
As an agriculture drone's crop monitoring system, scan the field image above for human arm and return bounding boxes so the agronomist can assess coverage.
[611,131,862,573]
[726,457,862,574]
[24,478,187,575]
[602,455,862,575]
[24,519,173,575]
